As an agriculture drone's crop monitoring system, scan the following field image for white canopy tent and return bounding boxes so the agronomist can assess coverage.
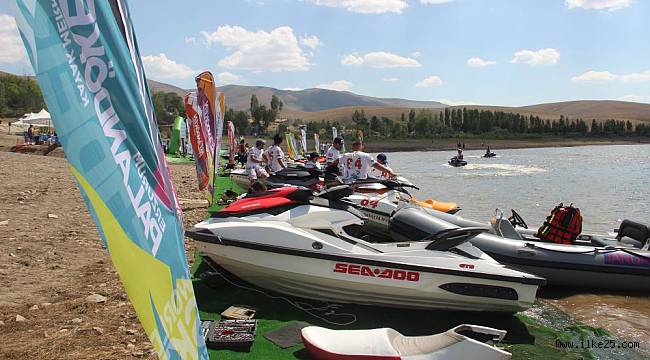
[13,109,51,127]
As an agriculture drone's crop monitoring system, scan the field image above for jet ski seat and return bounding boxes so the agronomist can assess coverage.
[301,325,510,360]
[617,220,650,249]
[389,206,486,250]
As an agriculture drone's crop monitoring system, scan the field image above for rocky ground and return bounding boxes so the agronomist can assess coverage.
[0,151,207,359]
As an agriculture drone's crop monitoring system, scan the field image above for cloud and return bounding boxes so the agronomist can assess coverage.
[416,75,443,87]
[617,94,647,103]
[412,51,421,58]
[217,71,243,84]
[300,35,322,49]
[382,77,400,82]
[569,69,650,83]
[435,98,483,106]
[0,14,27,63]
[310,0,408,14]
[184,36,198,45]
[341,53,365,66]
[341,51,421,68]
[283,87,303,91]
[510,48,560,66]
[621,70,650,83]
[571,70,619,82]
[316,80,353,91]
[566,0,633,11]
[201,25,311,72]
[141,54,197,80]
[421,0,455,4]
[467,57,496,68]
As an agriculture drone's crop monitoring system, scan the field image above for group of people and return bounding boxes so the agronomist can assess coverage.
[242,134,396,185]
[239,135,495,187]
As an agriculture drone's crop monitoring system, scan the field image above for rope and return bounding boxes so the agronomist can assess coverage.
[201,259,357,326]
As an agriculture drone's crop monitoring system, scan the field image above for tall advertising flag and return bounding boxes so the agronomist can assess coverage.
[358,129,364,146]
[314,133,320,153]
[299,126,307,155]
[194,72,217,203]
[332,127,338,140]
[12,0,208,359]
[227,121,236,165]
[290,133,299,159]
[184,92,210,192]
[285,133,296,160]
[215,91,225,171]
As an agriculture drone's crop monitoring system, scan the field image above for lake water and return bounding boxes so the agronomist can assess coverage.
[383,144,650,352]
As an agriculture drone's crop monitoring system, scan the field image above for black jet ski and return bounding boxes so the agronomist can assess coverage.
[483,152,497,158]
[448,156,467,167]
[230,165,323,191]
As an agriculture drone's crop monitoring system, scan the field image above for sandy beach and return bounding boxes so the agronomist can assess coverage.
[0,151,212,359]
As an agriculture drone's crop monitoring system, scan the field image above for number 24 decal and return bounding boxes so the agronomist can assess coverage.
[360,198,379,208]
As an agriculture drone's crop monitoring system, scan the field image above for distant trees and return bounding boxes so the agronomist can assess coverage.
[0,73,45,117]
[249,94,284,135]
[152,91,184,124]
[311,106,646,140]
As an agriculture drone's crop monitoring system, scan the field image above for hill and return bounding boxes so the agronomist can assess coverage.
[5,71,650,124]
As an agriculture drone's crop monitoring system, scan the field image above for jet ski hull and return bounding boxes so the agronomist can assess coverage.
[194,237,540,312]
[448,159,467,167]
[470,235,650,291]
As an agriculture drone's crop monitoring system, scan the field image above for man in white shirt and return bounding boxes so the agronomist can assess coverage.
[264,134,286,173]
[368,153,393,179]
[325,137,343,165]
[338,141,395,182]
[246,139,269,183]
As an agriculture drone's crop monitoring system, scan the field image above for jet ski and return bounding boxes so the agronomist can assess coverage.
[187,186,544,312]
[467,210,650,291]
[448,156,467,167]
[229,165,325,191]
[483,152,497,158]
[346,177,460,239]
[302,324,511,360]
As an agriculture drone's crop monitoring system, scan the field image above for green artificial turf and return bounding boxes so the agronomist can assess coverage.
[165,154,195,164]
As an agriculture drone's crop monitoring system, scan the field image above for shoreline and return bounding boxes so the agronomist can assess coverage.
[360,137,650,153]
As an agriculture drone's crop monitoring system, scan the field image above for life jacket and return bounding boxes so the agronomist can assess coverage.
[536,203,582,244]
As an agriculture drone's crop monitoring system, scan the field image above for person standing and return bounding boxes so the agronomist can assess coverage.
[265,134,286,173]
[326,137,343,165]
[27,125,34,145]
[338,141,395,182]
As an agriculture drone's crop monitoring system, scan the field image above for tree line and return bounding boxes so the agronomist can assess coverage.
[2,73,648,138]
[0,73,46,117]
[321,108,650,139]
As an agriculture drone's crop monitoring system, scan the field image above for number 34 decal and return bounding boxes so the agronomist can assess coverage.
[360,198,379,208]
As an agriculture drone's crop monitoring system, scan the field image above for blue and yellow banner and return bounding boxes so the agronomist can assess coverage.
[13,1,208,359]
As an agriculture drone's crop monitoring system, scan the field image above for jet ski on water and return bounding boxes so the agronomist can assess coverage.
[467,209,650,291]
[448,156,467,167]
[187,186,544,312]
[483,152,497,158]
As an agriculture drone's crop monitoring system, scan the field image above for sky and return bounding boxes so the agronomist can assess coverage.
[1,0,649,106]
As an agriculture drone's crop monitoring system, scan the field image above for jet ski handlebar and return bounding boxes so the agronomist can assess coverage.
[352,178,420,190]
[424,227,487,251]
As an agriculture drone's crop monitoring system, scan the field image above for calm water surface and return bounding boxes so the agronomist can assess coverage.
[382,144,650,352]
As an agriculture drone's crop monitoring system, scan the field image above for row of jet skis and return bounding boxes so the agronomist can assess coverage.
[187,166,650,316]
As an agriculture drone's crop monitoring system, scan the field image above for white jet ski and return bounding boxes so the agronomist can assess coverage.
[187,186,544,312]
